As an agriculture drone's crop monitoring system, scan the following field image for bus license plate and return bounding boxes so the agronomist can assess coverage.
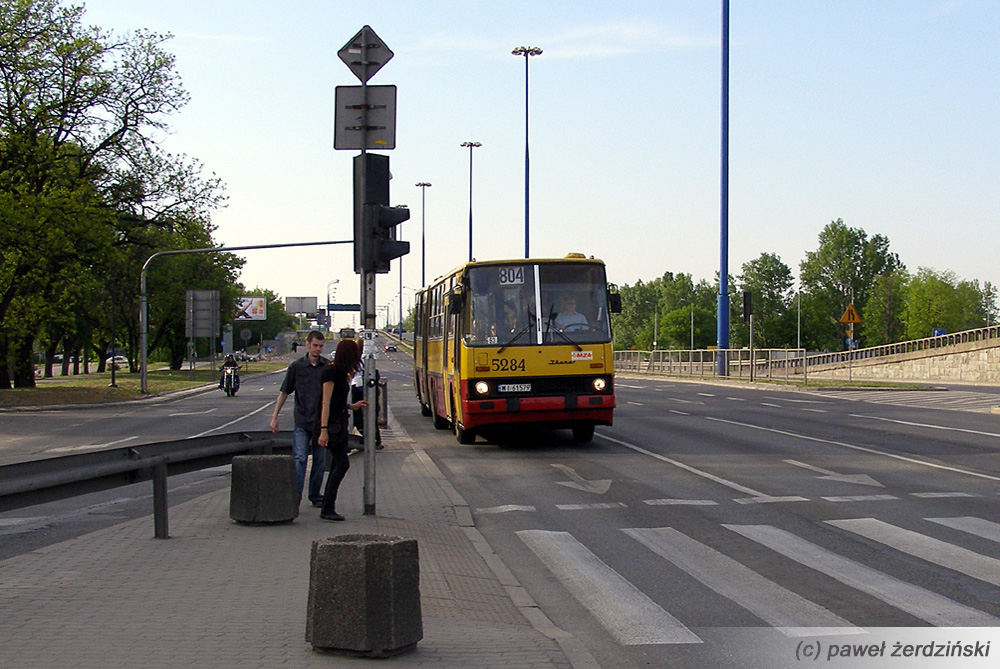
[498,383,531,393]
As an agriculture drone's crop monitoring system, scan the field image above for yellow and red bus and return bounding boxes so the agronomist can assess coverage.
[413,254,621,443]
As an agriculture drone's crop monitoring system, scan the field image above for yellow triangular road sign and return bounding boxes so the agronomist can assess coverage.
[840,303,862,324]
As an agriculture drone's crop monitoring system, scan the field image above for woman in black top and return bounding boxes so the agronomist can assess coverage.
[317,339,367,521]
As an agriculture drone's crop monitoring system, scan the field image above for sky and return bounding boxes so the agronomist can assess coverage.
[78,0,999,327]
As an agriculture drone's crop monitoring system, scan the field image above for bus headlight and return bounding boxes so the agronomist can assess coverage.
[592,377,607,392]
[474,381,490,395]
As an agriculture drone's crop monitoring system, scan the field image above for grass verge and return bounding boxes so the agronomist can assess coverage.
[0,363,288,408]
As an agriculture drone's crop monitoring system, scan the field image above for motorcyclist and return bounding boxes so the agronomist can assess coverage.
[220,354,240,391]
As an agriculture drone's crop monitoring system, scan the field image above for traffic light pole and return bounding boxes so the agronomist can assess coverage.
[361,269,377,515]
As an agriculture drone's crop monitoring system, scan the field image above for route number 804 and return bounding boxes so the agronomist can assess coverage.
[498,266,525,285]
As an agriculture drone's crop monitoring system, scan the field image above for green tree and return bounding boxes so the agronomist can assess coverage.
[737,252,795,348]
[0,0,224,386]
[861,268,909,346]
[904,268,989,340]
[799,219,903,350]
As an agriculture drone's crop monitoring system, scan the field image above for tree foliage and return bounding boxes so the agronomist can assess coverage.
[1,0,233,387]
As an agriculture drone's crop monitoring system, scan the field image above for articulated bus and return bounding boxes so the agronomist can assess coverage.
[413,254,621,444]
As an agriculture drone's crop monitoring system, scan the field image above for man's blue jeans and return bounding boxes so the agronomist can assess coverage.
[292,426,327,502]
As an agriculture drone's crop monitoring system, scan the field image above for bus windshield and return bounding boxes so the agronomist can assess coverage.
[464,262,612,347]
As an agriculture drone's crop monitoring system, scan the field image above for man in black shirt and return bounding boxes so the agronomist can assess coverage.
[269,330,328,505]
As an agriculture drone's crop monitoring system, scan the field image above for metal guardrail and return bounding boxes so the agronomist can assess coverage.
[0,431,292,539]
[614,325,1000,381]
[614,348,808,382]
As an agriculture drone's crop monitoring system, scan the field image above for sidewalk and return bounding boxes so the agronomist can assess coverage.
[0,417,594,668]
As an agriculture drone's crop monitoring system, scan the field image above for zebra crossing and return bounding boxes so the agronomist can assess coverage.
[804,388,1000,413]
[515,514,1000,647]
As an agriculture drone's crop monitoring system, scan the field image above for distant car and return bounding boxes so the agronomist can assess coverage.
[384,344,398,352]
[106,355,128,369]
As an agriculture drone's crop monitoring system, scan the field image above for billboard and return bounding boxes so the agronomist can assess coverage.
[235,296,267,320]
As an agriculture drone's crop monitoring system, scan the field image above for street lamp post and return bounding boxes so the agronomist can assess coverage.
[415,182,432,287]
[394,204,408,336]
[512,45,542,258]
[326,279,339,332]
[460,142,480,262]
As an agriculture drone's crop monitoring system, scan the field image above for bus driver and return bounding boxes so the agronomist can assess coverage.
[554,296,588,332]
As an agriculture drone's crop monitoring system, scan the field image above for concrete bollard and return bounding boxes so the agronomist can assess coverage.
[306,534,422,656]
[229,455,298,524]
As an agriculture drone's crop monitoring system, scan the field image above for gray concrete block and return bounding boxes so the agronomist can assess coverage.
[229,455,298,524]
[306,534,422,656]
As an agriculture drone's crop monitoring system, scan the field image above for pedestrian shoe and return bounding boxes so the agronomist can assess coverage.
[320,512,345,522]
[310,499,323,507]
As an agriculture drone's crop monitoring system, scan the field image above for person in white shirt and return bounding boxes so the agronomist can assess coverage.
[554,297,588,332]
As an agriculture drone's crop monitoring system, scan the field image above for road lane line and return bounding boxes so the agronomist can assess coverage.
[516,529,701,645]
[477,505,537,514]
[596,433,765,497]
[851,414,1000,439]
[827,518,1000,587]
[644,498,718,506]
[928,517,1000,543]
[48,436,138,453]
[188,402,274,438]
[705,416,1000,484]
[724,523,998,627]
[623,526,859,637]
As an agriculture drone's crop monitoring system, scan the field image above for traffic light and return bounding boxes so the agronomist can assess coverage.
[363,203,409,273]
[353,153,410,273]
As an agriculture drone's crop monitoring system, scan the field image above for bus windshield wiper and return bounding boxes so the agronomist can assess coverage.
[498,311,535,354]
[543,303,582,350]
[549,326,583,351]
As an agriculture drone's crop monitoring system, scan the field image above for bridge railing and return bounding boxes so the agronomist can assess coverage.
[613,325,1000,380]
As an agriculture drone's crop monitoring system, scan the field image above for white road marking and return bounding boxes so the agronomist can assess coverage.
[596,433,766,497]
[556,502,627,511]
[928,517,1000,543]
[551,463,612,495]
[48,436,138,453]
[623,526,859,637]
[517,529,701,645]
[169,408,218,417]
[725,523,998,627]
[912,492,978,499]
[827,518,1000,587]
[706,416,1000,484]
[477,505,537,514]
[188,402,274,438]
[851,414,1000,439]
[733,495,809,505]
[821,495,898,503]
[644,498,718,506]
[784,459,884,487]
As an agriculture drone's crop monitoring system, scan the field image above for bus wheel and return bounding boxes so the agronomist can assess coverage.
[456,424,476,444]
[431,398,450,430]
[572,425,595,443]
[421,403,432,417]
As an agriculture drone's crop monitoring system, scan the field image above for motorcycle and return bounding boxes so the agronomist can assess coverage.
[221,366,240,397]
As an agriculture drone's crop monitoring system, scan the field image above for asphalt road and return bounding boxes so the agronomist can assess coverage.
[397,375,1000,668]
[4,350,1000,667]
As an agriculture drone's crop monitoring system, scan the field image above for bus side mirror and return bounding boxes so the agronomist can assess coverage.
[608,293,622,314]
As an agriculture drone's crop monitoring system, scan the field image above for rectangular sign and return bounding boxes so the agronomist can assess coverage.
[334,85,396,150]
[236,296,267,320]
[285,296,318,315]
